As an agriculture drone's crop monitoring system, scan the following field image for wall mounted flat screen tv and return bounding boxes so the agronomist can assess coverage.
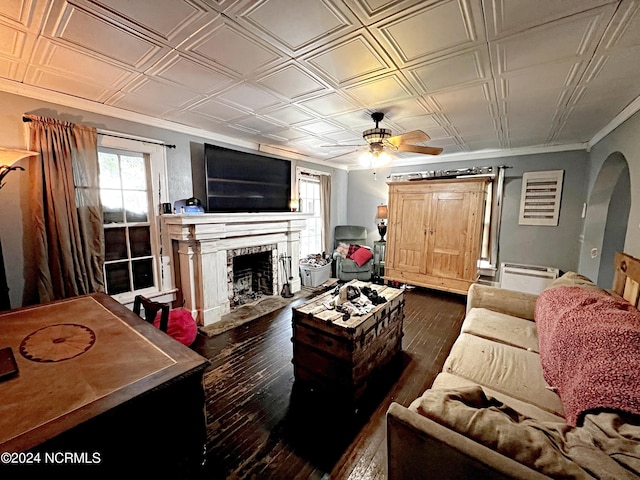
[204,143,291,213]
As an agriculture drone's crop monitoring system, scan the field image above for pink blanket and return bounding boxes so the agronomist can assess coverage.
[535,286,640,426]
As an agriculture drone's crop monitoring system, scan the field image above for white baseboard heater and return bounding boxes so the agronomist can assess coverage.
[499,263,560,295]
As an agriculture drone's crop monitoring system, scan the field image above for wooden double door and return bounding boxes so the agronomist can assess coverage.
[385,178,488,294]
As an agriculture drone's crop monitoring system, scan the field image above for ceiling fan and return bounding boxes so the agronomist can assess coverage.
[325,112,443,166]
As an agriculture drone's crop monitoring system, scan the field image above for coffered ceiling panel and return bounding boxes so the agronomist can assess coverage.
[305,31,392,85]
[296,119,343,135]
[262,105,316,125]
[256,63,328,100]
[408,48,489,93]
[604,0,640,49]
[230,115,282,135]
[107,91,175,117]
[216,83,281,112]
[181,19,280,76]
[148,53,234,95]
[490,7,615,75]
[190,98,247,122]
[85,0,208,44]
[27,68,116,101]
[345,73,414,106]
[117,76,203,109]
[348,0,436,25]
[431,83,494,112]
[0,58,26,80]
[1,0,639,169]
[43,1,169,70]
[29,38,135,88]
[237,0,358,54]
[374,0,485,66]
[0,22,30,59]
[299,92,359,117]
[378,98,435,119]
[484,0,617,39]
[0,0,46,30]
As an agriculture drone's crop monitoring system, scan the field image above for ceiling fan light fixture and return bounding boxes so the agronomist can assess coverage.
[372,150,391,168]
[359,150,373,166]
[359,147,391,168]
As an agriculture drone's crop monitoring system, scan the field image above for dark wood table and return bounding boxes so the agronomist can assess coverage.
[0,293,209,476]
[292,281,405,407]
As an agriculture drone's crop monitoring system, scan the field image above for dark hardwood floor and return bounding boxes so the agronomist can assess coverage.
[192,285,466,479]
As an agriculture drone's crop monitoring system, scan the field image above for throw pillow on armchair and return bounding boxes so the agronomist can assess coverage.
[350,247,373,267]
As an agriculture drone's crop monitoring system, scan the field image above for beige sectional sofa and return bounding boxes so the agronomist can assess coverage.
[387,272,640,479]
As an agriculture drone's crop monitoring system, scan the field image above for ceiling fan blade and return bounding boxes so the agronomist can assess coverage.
[387,130,431,147]
[396,144,443,155]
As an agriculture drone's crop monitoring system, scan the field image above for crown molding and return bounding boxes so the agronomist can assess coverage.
[587,94,640,150]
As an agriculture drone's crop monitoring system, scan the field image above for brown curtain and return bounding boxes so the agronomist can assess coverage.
[26,114,104,302]
[320,174,331,253]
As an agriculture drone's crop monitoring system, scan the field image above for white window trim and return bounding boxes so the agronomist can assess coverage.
[98,132,174,305]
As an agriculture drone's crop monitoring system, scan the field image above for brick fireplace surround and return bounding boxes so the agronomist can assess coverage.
[163,213,310,326]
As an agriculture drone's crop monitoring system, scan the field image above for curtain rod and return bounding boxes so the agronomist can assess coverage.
[22,116,176,149]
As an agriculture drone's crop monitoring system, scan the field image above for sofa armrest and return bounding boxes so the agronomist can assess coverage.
[466,284,538,320]
[387,402,547,480]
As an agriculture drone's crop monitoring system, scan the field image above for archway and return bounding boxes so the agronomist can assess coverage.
[579,152,630,286]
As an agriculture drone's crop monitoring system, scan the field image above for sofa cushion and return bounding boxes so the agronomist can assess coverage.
[430,373,564,423]
[462,308,539,352]
[442,333,565,417]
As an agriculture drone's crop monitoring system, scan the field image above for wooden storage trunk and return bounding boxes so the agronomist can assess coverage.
[291,280,405,405]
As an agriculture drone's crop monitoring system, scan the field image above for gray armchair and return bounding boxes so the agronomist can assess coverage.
[333,225,373,281]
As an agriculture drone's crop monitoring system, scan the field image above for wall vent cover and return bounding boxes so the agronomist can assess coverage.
[518,170,564,226]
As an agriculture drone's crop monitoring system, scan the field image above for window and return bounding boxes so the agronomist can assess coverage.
[298,173,322,257]
[99,148,156,295]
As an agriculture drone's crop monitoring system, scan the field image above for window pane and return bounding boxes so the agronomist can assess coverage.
[121,155,146,190]
[105,263,130,294]
[96,147,157,296]
[132,258,154,290]
[99,153,121,189]
[104,228,127,261]
[124,191,148,222]
[130,226,151,257]
[102,189,124,224]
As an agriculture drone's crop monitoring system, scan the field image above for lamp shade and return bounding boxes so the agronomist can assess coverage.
[0,147,38,166]
[376,205,388,219]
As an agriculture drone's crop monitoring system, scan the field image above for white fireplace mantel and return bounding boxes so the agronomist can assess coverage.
[163,212,311,326]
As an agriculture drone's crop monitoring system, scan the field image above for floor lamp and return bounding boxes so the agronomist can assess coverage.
[0,147,38,311]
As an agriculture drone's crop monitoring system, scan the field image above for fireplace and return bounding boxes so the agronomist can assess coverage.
[164,212,310,326]
[228,245,277,308]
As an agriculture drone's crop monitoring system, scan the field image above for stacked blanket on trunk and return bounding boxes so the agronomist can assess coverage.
[535,286,640,426]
